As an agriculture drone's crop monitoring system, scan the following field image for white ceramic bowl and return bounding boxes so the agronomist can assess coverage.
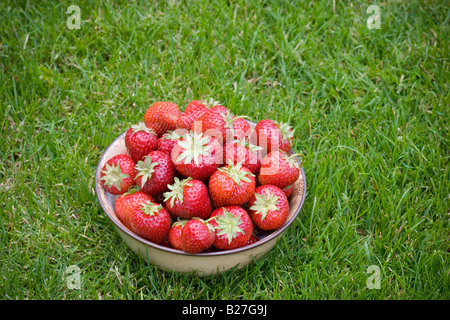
[95,130,306,276]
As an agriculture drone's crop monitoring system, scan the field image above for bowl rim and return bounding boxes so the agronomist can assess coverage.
[95,131,307,257]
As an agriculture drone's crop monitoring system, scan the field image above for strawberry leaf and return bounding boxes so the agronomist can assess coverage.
[249,189,280,221]
[163,177,193,208]
[200,98,221,108]
[217,161,254,186]
[162,129,183,141]
[131,121,156,135]
[274,121,295,140]
[213,208,245,244]
[176,132,212,165]
[172,218,189,228]
[282,151,305,169]
[100,162,130,191]
[230,138,263,153]
[140,201,162,216]
[135,156,159,186]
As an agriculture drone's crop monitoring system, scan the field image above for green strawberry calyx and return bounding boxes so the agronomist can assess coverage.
[172,218,189,228]
[281,151,305,169]
[200,98,221,108]
[162,129,183,141]
[119,185,139,198]
[176,132,212,165]
[213,208,245,244]
[218,161,255,187]
[100,162,130,191]
[135,156,159,186]
[249,189,281,221]
[219,111,252,134]
[230,138,263,153]
[131,122,156,135]
[140,201,163,216]
[193,217,216,233]
[274,120,295,141]
[163,177,193,207]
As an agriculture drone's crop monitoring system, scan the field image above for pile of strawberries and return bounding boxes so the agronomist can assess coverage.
[99,100,304,254]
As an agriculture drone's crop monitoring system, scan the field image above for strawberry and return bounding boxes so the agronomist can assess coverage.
[144,101,182,137]
[230,116,253,143]
[128,201,171,244]
[193,105,252,145]
[209,206,253,250]
[247,234,259,246]
[124,122,158,162]
[171,131,222,181]
[258,150,304,190]
[99,154,136,195]
[135,150,175,196]
[160,235,172,248]
[208,162,256,208]
[181,218,216,254]
[224,138,263,175]
[176,100,209,130]
[247,185,289,230]
[163,177,212,219]
[255,119,294,154]
[114,187,155,229]
[282,184,294,198]
[168,219,189,250]
[157,129,185,157]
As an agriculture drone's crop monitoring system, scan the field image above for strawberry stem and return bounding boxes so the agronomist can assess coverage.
[163,177,193,207]
[217,161,254,186]
[120,185,139,198]
[249,189,280,221]
[176,132,212,165]
[140,201,162,216]
[100,162,130,191]
[131,122,156,135]
[288,153,305,168]
[135,156,159,186]
[214,208,245,244]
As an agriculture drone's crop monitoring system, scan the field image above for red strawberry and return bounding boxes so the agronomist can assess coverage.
[255,119,294,154]
[230,116,253,143]
[171,131,222,181]
[157,129,185,156]
[168,219,189,250]
[128,201,171,244]
[114,187,155,229]
[163,177,212,219]
[209,206,253,250]
[247,234,259,246]
[258,150,304,189]
[135,150,175,196]
[208,162,256,208]
[181,218,216,254]
[160,235,172,248]
[124,122,158,162]
[193,105,252,145]
[224,138,263,175]
[143,101,182,137]
[247,185,289,230]
[99,154,136,195]
[282,184,294,198]
[176,100,209,130]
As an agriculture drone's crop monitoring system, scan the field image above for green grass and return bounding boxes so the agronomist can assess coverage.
[0,0,448,300]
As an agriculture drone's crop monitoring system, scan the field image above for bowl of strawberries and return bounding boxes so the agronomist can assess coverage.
[95,100,306,276]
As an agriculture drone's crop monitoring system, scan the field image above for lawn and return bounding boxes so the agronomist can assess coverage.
[0,0,448,300]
